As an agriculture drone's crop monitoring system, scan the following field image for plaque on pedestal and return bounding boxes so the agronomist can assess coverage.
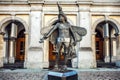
[48,70,78,80]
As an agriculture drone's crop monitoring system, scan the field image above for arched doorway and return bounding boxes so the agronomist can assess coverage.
[3,20,25,68]
[95,20,119,67]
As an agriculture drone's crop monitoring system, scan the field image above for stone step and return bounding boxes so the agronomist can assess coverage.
[3,62,24,69]
[97,62,116,68]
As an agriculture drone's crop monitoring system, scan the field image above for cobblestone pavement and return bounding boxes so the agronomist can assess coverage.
[0,68,120,80]
[78,71,120,80]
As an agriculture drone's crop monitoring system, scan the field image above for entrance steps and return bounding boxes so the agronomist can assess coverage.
[3,61,24,69]
[97,62,117,68]
[0,68,120,80]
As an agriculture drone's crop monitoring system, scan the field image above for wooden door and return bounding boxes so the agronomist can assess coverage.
[16,38,25,61]
[49,42,64,61]
[49,42,56,61]
[49,42,64,68]
[96,37,103,61]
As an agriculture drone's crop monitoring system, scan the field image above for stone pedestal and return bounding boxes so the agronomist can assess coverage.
[48,70,78,80]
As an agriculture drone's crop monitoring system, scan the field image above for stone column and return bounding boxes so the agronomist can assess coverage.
[111,37,117,62]
[9,22,17,63]
[3,37,8,64]
[104,38,110,62]
[9,39,15,63]
[103,22,109,38]
[103,20,111,62]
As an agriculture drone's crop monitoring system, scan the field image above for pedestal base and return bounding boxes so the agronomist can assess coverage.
[48,70,78,80]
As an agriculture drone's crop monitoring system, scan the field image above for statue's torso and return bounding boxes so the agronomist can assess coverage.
[57,23,71,42]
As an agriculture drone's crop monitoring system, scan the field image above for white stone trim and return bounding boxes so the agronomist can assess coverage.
[0,16,29,33]
[92,17,120,34]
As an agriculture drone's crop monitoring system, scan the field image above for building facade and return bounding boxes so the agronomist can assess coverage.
[0,0,120,69]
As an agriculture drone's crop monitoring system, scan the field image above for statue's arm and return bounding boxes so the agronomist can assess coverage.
[39,24,58,43]
[45,24,58,38]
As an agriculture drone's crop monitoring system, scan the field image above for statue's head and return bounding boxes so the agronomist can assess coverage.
[57,2,67,22]
[58,14,67,22]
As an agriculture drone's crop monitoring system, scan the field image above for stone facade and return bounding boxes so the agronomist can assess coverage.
[0,0,120,69]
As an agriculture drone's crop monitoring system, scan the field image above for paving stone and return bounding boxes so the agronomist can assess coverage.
[0,69,120,80]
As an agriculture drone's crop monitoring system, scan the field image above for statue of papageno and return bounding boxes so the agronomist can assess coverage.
[40,3,87,71]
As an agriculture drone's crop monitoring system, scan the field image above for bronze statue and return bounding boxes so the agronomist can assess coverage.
[40,3,87,71]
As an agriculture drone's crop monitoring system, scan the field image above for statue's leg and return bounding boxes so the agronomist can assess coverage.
[54,42,62,70]
[63,43,69,70]
[63,53,67,70]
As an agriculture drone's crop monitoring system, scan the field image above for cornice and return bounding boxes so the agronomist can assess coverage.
[0,0,28,5]
[92,1,120,6]
[0,0,119,6]
[28,0,44,4]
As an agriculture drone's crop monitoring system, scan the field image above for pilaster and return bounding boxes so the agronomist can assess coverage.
[92,33,97,66]
[0,32,4,67]
[29,3,43,48]
[78,4,91,48]
[116,34,120,67]
[26,3,44,69]
[3,37,8,64]
[24,32,28,68]
[77,4,96,68]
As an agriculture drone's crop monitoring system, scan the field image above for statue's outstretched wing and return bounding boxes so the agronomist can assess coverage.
[40,25,58,45]
[40,26,53,35]
[72,26,87,42]
[68,26,87,59]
